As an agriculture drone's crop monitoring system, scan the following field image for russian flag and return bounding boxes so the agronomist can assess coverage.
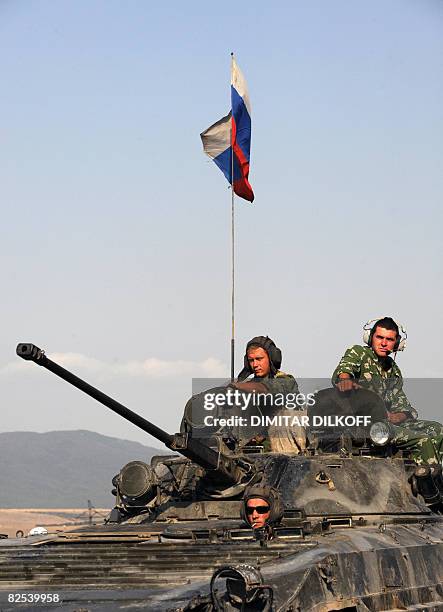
[200,57,254,202]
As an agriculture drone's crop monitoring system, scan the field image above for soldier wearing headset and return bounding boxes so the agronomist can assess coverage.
[180,335,298,436]
[229,336,299,447]
[232,335,299,395]
[332,317,414,424]
[332,317,443,464]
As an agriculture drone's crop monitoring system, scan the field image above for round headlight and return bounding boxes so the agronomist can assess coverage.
[369,421,392,446]
[119,461,157,506]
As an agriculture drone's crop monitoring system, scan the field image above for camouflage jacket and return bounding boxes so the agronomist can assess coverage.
[252,370,299,395]
[332,345,417,419]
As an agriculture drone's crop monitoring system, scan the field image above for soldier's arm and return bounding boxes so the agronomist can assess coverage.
[332,346,365,391]
[387,376,418,421]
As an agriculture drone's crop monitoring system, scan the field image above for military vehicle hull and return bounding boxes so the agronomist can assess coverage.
[5,345,442,611]
[1,453,443,611]
[0,514,443,611]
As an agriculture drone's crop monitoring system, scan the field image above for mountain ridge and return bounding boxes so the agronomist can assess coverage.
[0,430,163,508]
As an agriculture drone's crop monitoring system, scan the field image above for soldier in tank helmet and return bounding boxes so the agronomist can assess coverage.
[332,317,443,464]
[240,484,284,538]
[181,336,299,439]
[232,335,299,395]
[230,336,300,447]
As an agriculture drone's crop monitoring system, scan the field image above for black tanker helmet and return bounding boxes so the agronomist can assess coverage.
[240,484,284,526]
[236,336,282,381]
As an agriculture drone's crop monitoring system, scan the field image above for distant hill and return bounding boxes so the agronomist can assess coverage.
[0,430,163,508]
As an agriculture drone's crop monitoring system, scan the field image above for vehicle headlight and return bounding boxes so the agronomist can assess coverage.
[118,461,157,506]
[369,421,393,446]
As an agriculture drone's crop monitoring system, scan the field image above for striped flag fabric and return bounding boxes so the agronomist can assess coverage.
[200,57,254,202]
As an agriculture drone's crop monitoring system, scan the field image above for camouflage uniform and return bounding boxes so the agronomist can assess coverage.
[332,345,443,465]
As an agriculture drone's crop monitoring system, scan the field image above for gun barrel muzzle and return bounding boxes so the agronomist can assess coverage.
[16,343,44,362]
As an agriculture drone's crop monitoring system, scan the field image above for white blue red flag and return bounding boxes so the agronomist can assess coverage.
[200,57,254,202]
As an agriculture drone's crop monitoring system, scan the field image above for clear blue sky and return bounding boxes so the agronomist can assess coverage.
[1,1,442,443]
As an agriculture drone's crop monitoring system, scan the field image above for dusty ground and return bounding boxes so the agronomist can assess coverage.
[0,508,109,538]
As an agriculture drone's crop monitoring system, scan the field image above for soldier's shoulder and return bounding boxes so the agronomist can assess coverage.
[344,344,368,356]
[275,370,295,379]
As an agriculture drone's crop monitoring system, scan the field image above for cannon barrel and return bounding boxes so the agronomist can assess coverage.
[16,343,246,485]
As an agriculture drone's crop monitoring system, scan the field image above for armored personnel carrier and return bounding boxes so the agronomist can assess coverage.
[0,343,442,611]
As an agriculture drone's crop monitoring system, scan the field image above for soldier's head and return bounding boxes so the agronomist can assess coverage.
[245,497,270,529]
[369,317,399,357]
[237,336,282,381]
[241,485,283,529]
[246,345,271,378]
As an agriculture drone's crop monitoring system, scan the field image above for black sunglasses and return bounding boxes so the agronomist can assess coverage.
[246,505,270,515]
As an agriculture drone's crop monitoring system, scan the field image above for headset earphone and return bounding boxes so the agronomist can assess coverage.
[362,318,407,352]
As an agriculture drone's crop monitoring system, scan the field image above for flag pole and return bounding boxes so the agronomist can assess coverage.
[230,52,235,382]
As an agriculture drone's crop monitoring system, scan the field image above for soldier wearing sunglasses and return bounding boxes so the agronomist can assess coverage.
[245,498,271,529]
[240,485,283,532]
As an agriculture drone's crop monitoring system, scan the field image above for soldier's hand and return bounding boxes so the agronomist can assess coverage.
[387,411,408,424]
[250,434,266,444]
